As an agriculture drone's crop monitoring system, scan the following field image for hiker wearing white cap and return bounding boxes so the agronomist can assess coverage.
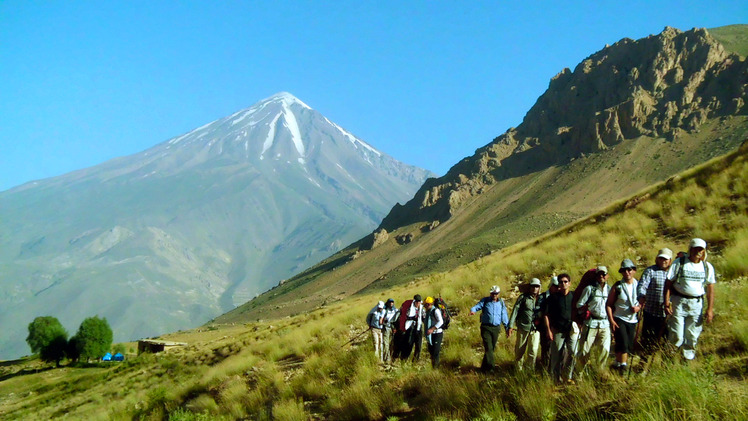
[367,301,387,362]
[508,278,543,371]
[637,248,673,354]
[606,259,640,372]
[663,238,716,360]
[470,285,509,372]
[576,266,611,374]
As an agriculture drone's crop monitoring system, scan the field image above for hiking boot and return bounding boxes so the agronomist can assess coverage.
[683,349,696,360]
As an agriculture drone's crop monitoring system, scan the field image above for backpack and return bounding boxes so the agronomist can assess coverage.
[434,297,452,330]
[397,300,414,331]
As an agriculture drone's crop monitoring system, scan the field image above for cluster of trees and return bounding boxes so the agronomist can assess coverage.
[26,315,113,366]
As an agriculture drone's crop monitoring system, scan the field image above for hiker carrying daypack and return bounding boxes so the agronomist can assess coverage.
[433,297,452,330]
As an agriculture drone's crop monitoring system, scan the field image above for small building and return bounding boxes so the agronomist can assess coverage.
[137,339,187,354]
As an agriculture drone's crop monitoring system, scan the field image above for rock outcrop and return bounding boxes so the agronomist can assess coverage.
[380,26,748,230]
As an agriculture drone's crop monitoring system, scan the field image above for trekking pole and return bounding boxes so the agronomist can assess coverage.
[342,327,371,348]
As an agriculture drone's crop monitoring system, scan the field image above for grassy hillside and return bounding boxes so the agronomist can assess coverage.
[2,144,746,420]
[219,116,747,324]
[710,24,748,57]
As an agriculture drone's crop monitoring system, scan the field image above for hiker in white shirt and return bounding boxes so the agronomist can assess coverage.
[576,266,611,374]
[663,238,716,360]
[606,259,640,372]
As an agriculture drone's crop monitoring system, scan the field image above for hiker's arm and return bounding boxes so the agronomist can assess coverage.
[544,314,553,342]
[705,283,714,323]
[637,270,650,307]
[469,300,482,316]
[663,279,673,316]
[606,290,618,331]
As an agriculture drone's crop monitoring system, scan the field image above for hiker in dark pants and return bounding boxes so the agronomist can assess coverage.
[470,285,509,372]
[398,295,424,361]
[538,276,559,370]
[607,259,640,372]
[637,248,673,355]
[544,273,578,382]
[423,296,444,368]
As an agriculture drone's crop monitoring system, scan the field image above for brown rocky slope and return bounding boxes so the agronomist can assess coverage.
[217,26,747,323]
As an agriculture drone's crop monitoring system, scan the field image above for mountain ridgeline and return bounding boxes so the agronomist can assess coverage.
[0,93,434,359]
[221,25,747,324]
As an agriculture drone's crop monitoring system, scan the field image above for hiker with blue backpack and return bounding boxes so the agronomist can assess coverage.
[663,238,716,360]
[470,285,509,372]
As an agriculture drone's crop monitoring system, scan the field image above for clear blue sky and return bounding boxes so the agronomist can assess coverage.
[1,1,745,192]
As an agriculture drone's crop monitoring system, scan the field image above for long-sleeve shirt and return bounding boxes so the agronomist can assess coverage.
[471,297,509,329]
[637,265,668,317]
[508,293,541,331]
[576,284,610,328]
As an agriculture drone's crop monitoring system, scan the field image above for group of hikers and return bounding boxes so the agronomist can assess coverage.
[366,238,716,382]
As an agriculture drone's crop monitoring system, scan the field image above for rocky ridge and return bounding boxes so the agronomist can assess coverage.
[380,27,748,228]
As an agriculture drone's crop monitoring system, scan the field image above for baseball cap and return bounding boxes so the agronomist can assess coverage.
[530,278,541,287]
[690,238,707,249]
[596,266,608,275]
[550,276,559,286]
[490,285,501,294]
[657,248,673,259]
[413,294,422,302]
[377,301,384,309]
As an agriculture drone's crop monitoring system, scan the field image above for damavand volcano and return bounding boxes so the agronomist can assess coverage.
[0,92,435,359]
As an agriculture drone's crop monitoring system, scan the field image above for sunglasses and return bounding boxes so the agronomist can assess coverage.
[623,268,635,272]
[560,280,570,284]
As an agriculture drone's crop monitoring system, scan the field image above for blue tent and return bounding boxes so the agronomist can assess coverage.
[101,352,112,361]
[113,353,125,361]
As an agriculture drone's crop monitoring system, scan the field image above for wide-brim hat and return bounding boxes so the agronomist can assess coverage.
[530,278,541,287]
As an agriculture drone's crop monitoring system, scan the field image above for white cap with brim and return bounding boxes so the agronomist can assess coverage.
[530,278,541,286]
[690,238,707,249]
[377,301,384,309]
[490,285,501,294]
[657,248,673,259]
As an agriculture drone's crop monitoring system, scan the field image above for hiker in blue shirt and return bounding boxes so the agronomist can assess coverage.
[470,285,509,372]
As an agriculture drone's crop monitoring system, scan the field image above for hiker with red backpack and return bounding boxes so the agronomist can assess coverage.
[397,295,424,362]
[422,296,444,368]
[663,238,716,360]
[470,285,509,372]
[575,266,611,374]
[507,278,543,371]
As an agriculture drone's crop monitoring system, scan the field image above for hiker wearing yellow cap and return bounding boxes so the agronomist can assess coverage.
[422,296,444,368]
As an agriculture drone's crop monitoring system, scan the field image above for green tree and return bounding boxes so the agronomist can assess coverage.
[75,316,113,361]
[26,316,68,366]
